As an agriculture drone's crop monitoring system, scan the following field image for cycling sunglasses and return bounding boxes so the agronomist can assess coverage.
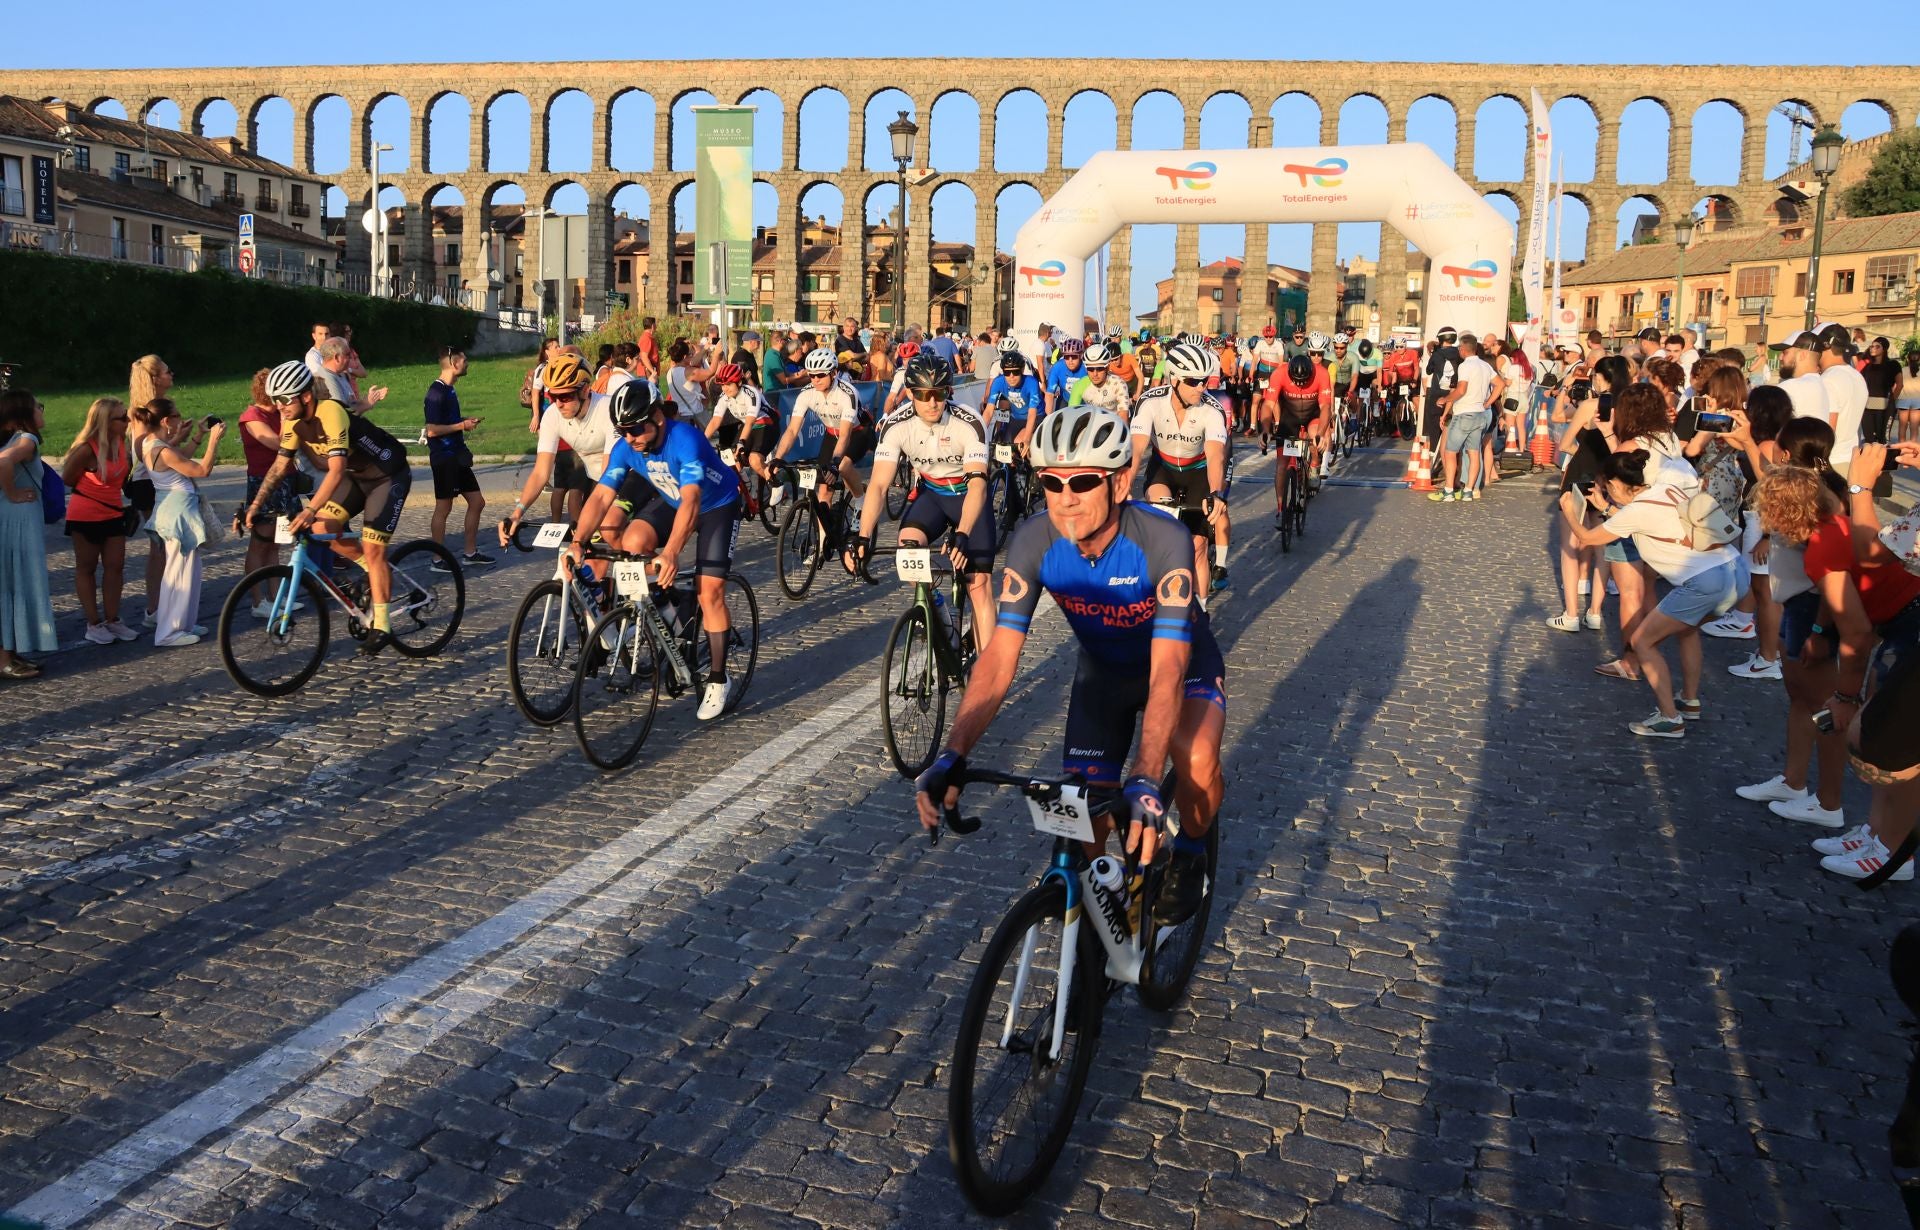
[549,388,583,403]
[1177,377,1204,388]
[1037,471,1109,494]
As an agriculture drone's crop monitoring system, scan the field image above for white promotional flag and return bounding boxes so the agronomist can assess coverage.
[1523,89,1552,370]
[1550,154,1565,346]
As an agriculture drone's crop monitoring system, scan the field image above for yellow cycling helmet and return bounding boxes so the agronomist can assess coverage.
[543,353,590,392]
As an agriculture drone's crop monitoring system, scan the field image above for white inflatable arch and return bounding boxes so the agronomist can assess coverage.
[1011,144,1513,351]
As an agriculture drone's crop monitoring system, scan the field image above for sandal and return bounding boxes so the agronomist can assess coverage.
[1594,660,1639,681]
[0,659,42,680]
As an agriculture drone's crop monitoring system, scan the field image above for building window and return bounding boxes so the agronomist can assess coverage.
[1618,293,1635,323]
[109,216,126,259]
[1696,288,1714,320]
[445,243,459,266]
[152,159,167,181]
[1210,288,1223,302]
[1866,253,1913,291]
[114,151,130,174]
[73,145,90,172]
[190,165,203,186]
[1734,265,1777,299]
[222,171,237,195]
[680,260,692,283]
[150,223,164,264]
[1583,295,1599,323]
[1832,268,1855,295]
[1210,312,1223,332]
[0,156,20,216]
[1793,272,1808,299]
[617,258,631,282]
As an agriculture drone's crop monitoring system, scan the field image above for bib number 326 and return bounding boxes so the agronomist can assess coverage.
[1026,786,1094,843]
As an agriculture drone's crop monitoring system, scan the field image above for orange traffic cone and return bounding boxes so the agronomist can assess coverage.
[1406,439,1434,492]
[1528,412,1556,470]
[1505,419,1521,451]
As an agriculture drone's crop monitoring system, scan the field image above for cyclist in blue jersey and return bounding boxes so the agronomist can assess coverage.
[915,406,1227,925]
[565,381,744,721]
[987,352,1046,454]
[1045,338,1088,413]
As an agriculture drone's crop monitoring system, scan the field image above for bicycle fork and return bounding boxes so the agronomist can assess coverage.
[1004,902,1082,1063]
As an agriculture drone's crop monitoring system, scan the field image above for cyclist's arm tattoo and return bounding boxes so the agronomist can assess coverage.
[247,453,295,521]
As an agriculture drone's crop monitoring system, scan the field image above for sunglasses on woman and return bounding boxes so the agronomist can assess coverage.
[1038,471,1108,494]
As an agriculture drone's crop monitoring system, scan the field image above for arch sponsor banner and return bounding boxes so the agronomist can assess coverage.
[1012,145,1513,353]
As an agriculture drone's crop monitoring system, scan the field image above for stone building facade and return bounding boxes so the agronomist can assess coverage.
[4,60,1916,334]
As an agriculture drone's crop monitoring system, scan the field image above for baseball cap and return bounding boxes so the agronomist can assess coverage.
[741,330,760,343]
[1635,327,1661,342]
[1768,329,1822,352]
[1813,322,1854,357]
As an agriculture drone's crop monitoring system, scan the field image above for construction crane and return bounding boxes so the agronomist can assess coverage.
[1775,102,1815,170]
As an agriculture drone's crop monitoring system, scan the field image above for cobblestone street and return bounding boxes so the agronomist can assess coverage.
[1,449,1912,1228]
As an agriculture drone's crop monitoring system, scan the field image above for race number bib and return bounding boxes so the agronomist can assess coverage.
[895,548,933,583]
[993,444,1014,464]
[273,516,294,545]
[719,448,738,468]
[533,521,569,548]
[795,466,818,488]
[613,560,650,599]
[1026,785,1094,843]
[1282,439,1308,457]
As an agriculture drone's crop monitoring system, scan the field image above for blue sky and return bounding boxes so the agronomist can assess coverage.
[18,0,1914,318]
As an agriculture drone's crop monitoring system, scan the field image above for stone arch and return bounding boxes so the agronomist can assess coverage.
[421,183,467,290]
[425,91,471,174]
[863,87,914,172]
[142,98,182,130]
[322,185,349,223]
[1199,92,1252,148]
[1552,191,1593,264]
[927,181,981,331]
[544,88,593,173]
[1481,190,1522,257]
[1062,90,1117,168]
[737,88,783,172]
[669,88,719,172]
[89,97,128,119]
[1764,97,1821,179]
[1473,94,1527,181]
[928,179,977,247]
[608,88,654,173]
[751,178,780,232]
[1549,95,1598,183]
[309,94,351,175]
[1617,97,1671,184]
[248,96,295,167]
[1689,100,1744,185]
[1269,91,1320,148]
[796,86,849,173]
[1841,99,1895,141]
[928,88,980,174]
[366,92,411,172]
[1407,94,1457,168]
[484,90,531,173]
[192,97,238,139]
[1129,89,1183,152]
[1338,93,1390,146]
[546,180,589,214]
[1689,193,1742,232]
[1615,192,1666,250]
[994,89,1046,172]
[798,179,843,228]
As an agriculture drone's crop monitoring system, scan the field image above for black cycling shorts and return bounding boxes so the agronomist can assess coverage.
[816,421,874,467]
[1141,458,1213,537]
[632,499,740,579]
[1355,371,1377,389]
[320,469,411,545]
[1061,616,1227,784]
[900,483,995,572]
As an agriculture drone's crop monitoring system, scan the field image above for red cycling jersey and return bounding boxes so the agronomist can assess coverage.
[1386,350,1421,383]
[1266,366,1333,424]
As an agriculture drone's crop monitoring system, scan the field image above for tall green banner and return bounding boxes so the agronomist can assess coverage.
[693,106,754,308]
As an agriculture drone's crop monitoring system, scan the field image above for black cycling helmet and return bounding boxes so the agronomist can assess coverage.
[998,353,1026,376]
[1357,339,1374,358]
[1287,354,1314,385]
[608,379,657,432]
[902,353,953,394]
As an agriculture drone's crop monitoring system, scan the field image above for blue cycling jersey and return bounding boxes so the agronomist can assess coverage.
[997,501,1212,671]
[598,419,740,511]
[986,373,1045,422]
[1046,358,1087,402]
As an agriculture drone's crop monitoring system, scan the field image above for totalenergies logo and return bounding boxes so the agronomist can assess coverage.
[1153,161,1216,189]
[1438,260,1498,289]
[1282,157,1347,187]
[1017,259,1065,287]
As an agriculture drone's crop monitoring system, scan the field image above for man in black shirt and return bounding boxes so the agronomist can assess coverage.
[1423,326,1461,453]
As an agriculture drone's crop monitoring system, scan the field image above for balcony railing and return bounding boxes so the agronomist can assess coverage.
[1736,296,1775,316]
[1867,285,1912,309]
[288,200,311,218]
[218,191,246,208]
[255,195,279,212]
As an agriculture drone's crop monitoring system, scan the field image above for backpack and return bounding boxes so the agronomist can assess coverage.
[1656,485,1739,552]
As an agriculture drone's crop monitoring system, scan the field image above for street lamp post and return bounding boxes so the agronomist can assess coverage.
[1803,123,1844,330]
[371,142,394,297]
[887,110,919,337]
[1673,212,1695,341]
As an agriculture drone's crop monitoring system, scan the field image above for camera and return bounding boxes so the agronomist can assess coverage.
[1568,379,1592,403]
[203,415,223,429]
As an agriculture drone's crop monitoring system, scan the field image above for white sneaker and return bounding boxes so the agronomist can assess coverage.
[1736,775,1807,804]
[142,609,158,628]
[1582,611,1604,630]
[767,484,786,507]
[1578,578,1592,597]
[1702,614,1757,639]
[1812,824,1874,857]
[697,677,730,721]
[1769,794,1845,828]
[84,623,116,645]
[105,620,138,641]
[1727,653,1783,681]
[154,632,201,648]
[1821,836,1914,882]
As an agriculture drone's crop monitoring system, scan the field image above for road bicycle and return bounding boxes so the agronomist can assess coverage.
[866,542,977,778]
[989,438,1045,537]
[717,443,783,536]
[505,521,609,725]
[775,461,858,600]
[1274,430,1310,553]
[935,765,1218,1215]
[217,526,464,696]
[569,544,761,770]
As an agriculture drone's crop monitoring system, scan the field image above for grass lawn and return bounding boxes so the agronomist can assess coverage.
[32,354,543,461]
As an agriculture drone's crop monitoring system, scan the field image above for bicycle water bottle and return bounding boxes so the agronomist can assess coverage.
[1087,855,1132,945]
[930,586,960,653]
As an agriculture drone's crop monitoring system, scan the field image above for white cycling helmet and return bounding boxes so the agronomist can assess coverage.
[1033,406,1131,472]
[1332,332,1351,347]
[1162,342,1218,382]
[265,360,313,401]
[1176,331,1203,348]
[1306,331,1331,355]
[803,347,838,374]
[997,336,1023,354]
[1083,342,1115,367]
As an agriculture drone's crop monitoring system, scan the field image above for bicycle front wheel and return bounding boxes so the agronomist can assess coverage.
[219,565,330,697]
[686,573,760,713]
[386,540,465,657]
[1138,813,1220,1011]
[571,608,660,771]
[948,880,1103,1216]
[1278,465,1296,554]
[885,470,910,522]
[777,501,821,600]
[880,605,944,778]
[508,579,585,725]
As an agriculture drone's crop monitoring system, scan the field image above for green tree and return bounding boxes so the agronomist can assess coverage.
[1842,129,1920,218]
[1509,279,1527,323]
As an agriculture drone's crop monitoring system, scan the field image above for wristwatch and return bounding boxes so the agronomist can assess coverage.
[1848,483,1867,496]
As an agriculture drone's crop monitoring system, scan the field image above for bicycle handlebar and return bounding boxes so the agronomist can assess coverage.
[928,767,1126,848]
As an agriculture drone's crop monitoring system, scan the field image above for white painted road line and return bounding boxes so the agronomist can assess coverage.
[8,685,882,1230]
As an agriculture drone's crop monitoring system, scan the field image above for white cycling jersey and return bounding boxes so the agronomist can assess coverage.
[873,403,989,487]
[1130,386,1229,465]
[712,386,772,428]
[1251,339,1288,371]
[536,393,617,478]
[792,377,865,432]
[1075,375,1133,418]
